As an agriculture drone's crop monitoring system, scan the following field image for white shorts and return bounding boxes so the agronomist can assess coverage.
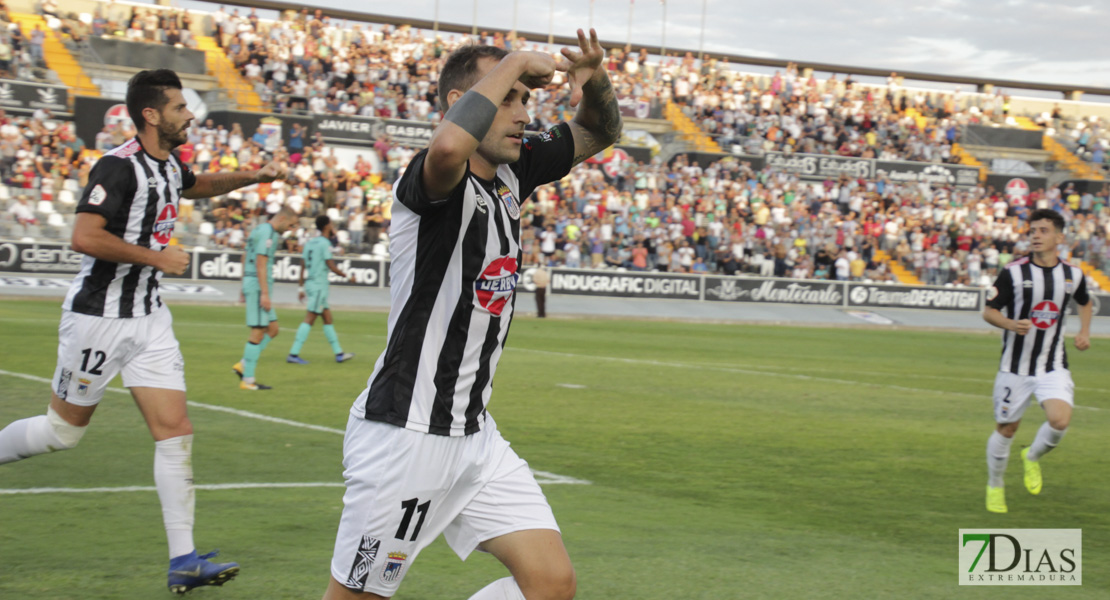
[330,412,559,596]
[992,370,1074,424]
[52,308,186,407]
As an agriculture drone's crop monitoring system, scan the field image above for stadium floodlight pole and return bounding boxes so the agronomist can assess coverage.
[627,0,634,48]
[698,0,707,63]
[660,0,666,60]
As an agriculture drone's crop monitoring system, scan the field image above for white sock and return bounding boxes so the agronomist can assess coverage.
[468,577,526,600]
[0,414,67,464]
[155,435,196,559]
[986,431,1013,488]
[1027,423,1066,461]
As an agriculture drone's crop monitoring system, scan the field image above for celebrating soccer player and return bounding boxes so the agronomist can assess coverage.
[982,209,1093,513]
[0,69,286,592]
[323,29,621,600]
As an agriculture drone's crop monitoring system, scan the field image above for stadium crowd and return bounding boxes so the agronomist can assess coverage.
[1,1,1108,291]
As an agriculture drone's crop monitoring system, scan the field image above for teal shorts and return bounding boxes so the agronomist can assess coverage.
[305,283,330,314]
[243,277,278,328]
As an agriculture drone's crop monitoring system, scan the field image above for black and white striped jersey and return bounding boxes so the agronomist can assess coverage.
[355,123,574,436]
[986,256,1090,376]
[63,137,196,318]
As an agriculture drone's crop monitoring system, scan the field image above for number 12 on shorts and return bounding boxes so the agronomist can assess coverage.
[395,498,430,541]
[80,348,106,375]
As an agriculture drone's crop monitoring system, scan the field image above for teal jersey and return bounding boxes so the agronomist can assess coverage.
[303,236,333,286]
[244,222,278,282]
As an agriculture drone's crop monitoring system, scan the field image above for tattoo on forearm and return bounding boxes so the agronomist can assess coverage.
[197,172,257,197]
[573,74,622,163]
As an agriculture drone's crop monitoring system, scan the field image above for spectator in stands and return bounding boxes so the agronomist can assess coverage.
[7,194,35,229]
[28,24,43,66]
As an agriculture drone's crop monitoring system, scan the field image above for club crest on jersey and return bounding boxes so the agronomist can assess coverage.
[77,378,91,397]
[1030,300,1060,329]
[380,552,408,584]
[475,257,519,316]
[496,184,519,220]
[152,204,178,245]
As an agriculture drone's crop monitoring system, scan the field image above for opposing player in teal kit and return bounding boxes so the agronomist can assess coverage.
[287,215,356,365]
[233,206,298,390]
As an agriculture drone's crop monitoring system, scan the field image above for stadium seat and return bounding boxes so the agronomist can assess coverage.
[63,179,79,192]
[47,213,65,227]
[326,208,341,222]
[337,229,350,245]
[57,190,76,205]
[199,222,215,236]
[0,187,10,200]
[37,201,55,214]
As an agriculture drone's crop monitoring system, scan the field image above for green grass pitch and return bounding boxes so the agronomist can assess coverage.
[0,298,1107,599]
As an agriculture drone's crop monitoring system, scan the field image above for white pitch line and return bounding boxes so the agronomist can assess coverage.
[0,482,344,495]
[0,369,594,484]
[509,348,1105,412]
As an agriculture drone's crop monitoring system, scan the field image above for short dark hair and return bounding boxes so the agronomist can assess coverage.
[126,69,183,132]
[1029,208,1065,232]
[315,215,330,230]
[437,44,509,112]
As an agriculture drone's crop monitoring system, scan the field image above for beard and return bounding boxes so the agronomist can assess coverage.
[158,121,189,150]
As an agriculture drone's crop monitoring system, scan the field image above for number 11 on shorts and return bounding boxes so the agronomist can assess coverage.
[395,498,430,541]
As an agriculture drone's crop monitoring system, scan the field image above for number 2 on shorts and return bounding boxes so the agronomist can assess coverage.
[395,498,430,541]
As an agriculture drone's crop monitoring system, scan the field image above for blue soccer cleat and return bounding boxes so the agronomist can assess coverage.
[286,354,309,364]
[168,549,239,594]
[336,352,355,363]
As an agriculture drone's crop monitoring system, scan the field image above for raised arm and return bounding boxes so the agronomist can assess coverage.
[564,29,623,166]
[182,161,286,200]
[423,51,559,200]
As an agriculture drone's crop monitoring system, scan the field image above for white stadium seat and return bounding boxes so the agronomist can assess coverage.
[37,201,55,214]
[199,222,215,235]
[57,190,76,205]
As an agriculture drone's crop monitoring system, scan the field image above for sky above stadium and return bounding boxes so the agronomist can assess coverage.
[174,0,1110,90]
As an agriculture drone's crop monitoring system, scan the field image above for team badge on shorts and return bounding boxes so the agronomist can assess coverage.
[380,552,408,584]
[345,536,381,590]
[496,184,519,220]
[56,368,72,400]
[77,378,91,397]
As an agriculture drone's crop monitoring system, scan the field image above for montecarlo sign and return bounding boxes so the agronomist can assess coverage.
[313,115,433,148]
[847,283,981,311]
[195,251,383,286]
[764,151,874,181]
[550,269,700,299]
[876,160,980,188]
[704,277,843,305]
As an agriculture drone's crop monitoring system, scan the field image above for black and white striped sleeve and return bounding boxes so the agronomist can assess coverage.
[75,155,137,221]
